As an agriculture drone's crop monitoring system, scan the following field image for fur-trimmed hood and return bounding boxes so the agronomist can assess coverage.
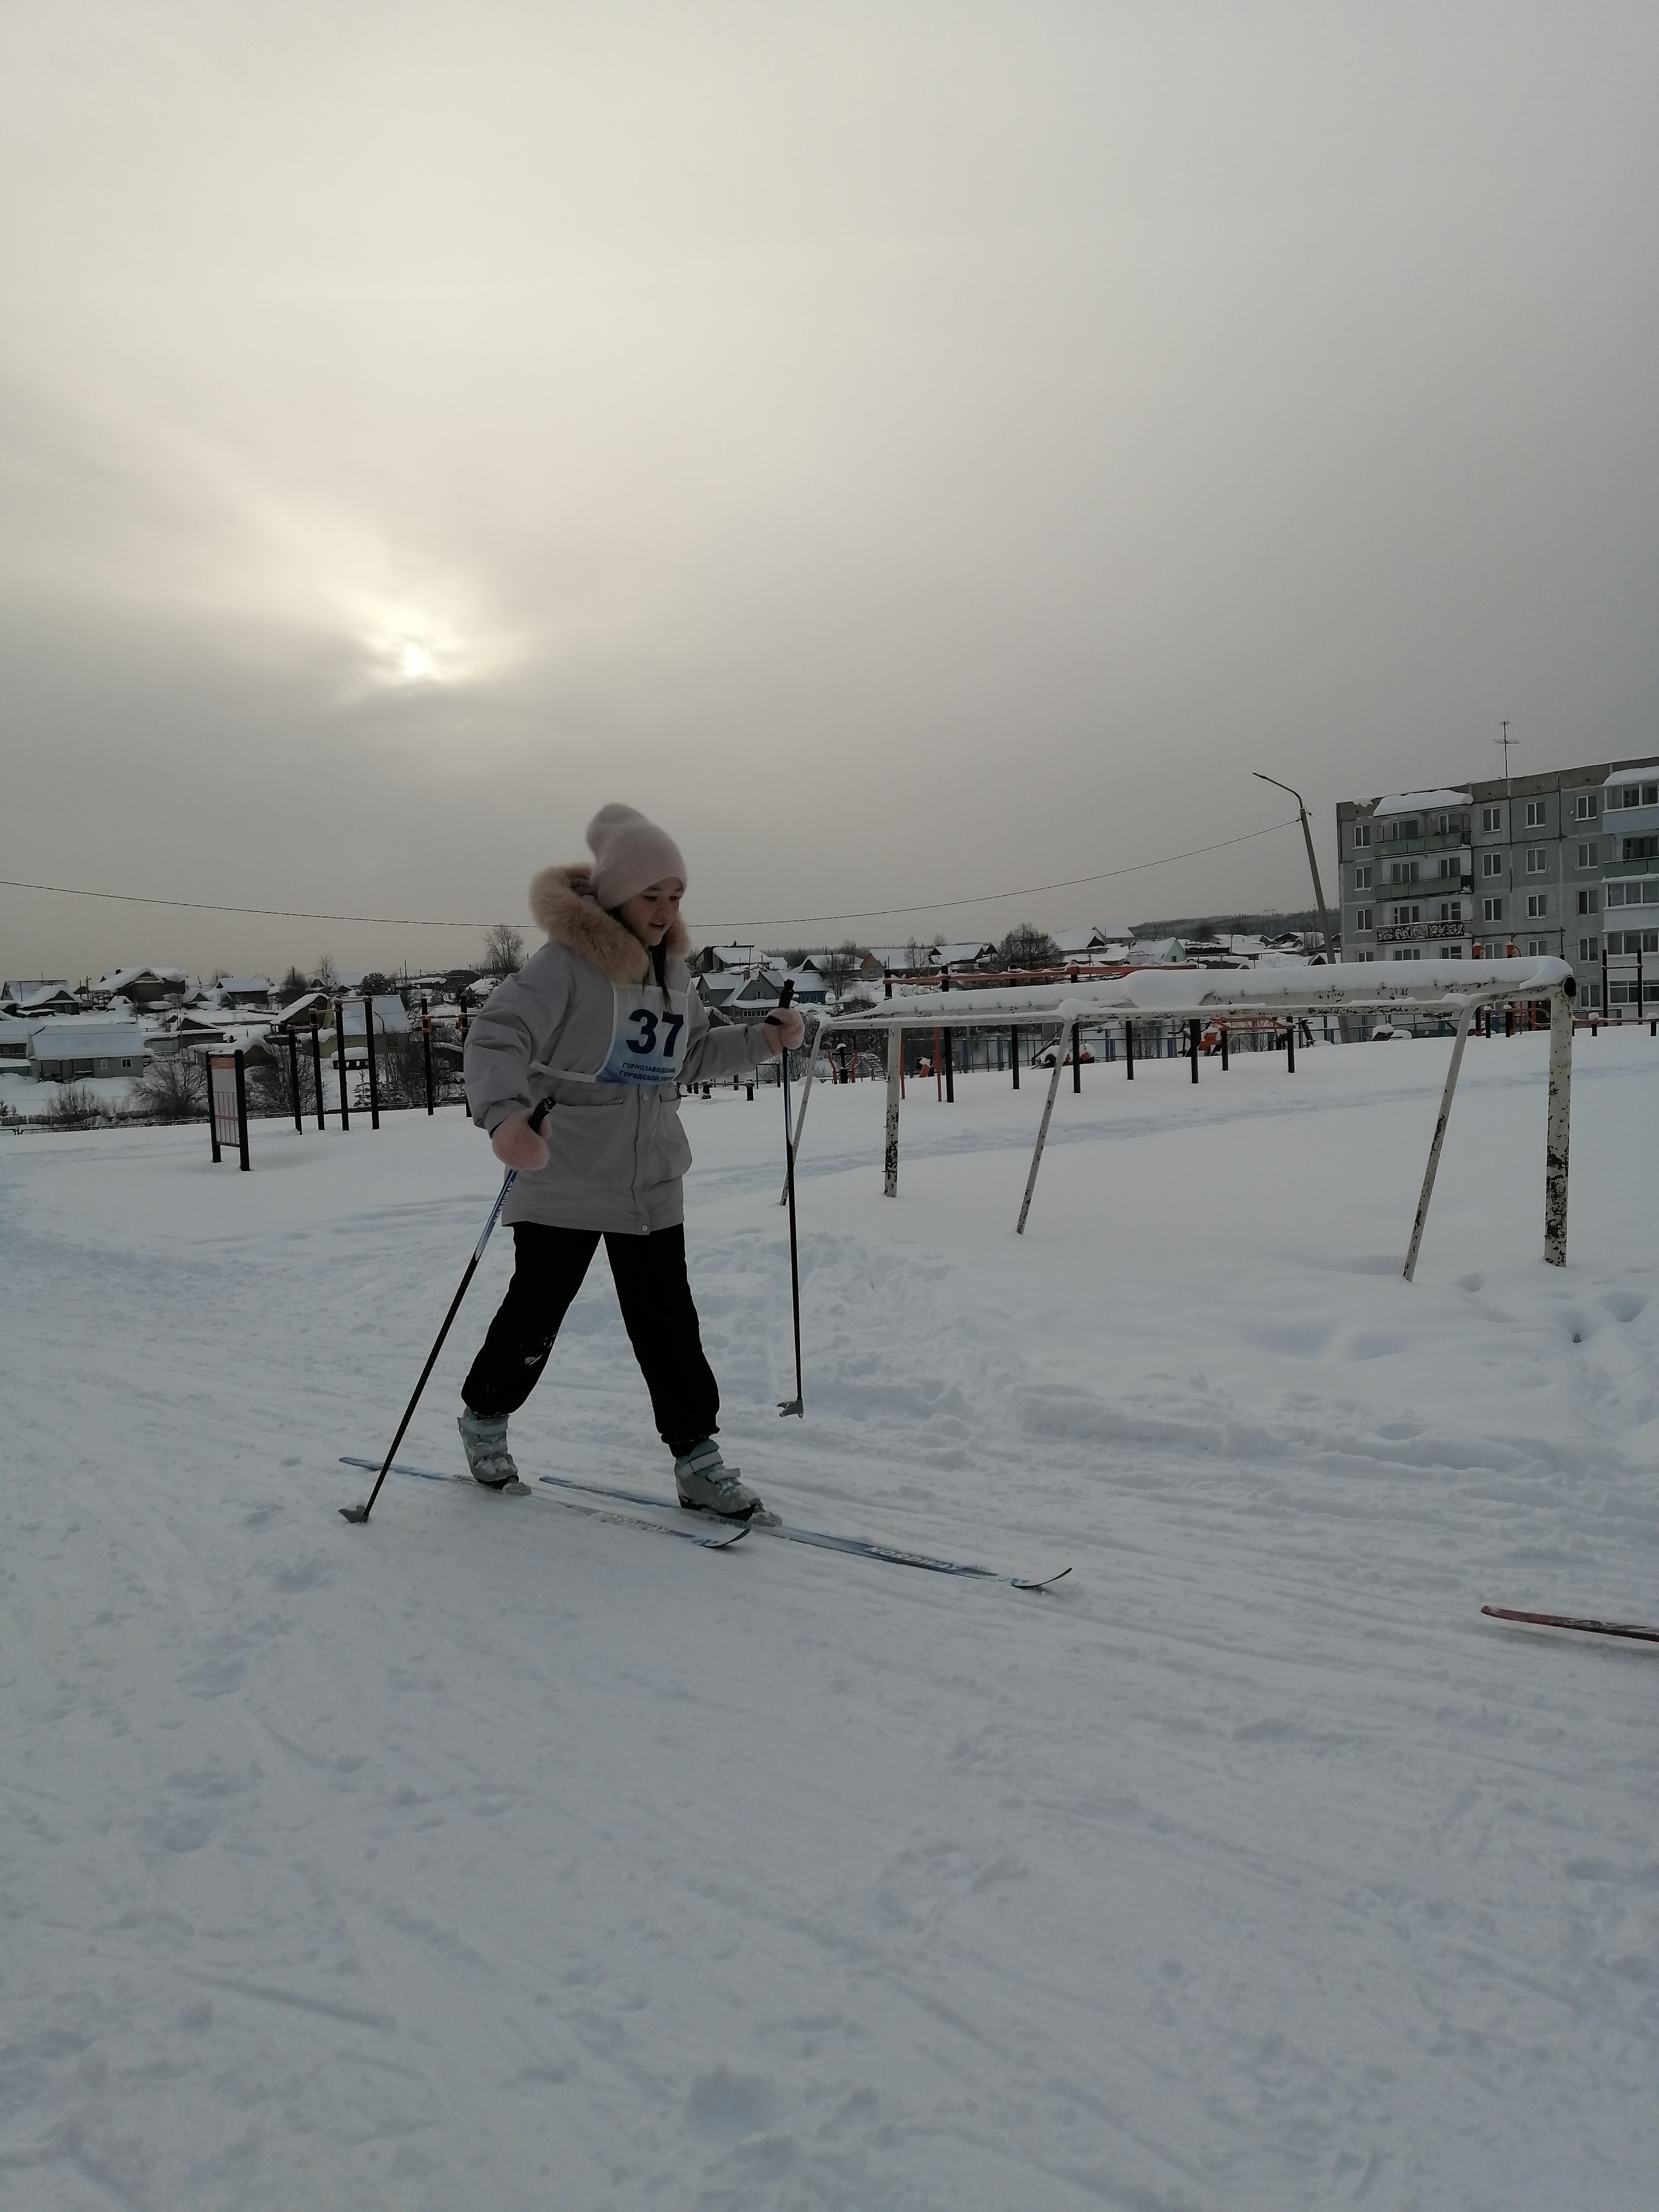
[528,864,691,987]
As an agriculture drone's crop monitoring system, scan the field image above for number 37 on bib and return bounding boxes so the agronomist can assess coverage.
[595,988,691,1089]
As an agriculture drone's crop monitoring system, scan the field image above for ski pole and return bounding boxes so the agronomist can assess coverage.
[342,1097,552,1525]
[775,981,804,1417]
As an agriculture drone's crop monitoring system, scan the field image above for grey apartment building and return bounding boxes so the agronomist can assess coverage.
[1336,756,1659,1011]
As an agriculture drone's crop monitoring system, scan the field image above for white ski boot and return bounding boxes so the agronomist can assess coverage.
[673,1439,778,1526]
[458,1407,520,1491]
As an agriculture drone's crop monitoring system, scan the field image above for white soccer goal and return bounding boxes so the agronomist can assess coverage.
[784,957,1576,1275]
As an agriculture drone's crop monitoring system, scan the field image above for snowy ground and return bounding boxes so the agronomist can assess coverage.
[2,1029,1656,2211]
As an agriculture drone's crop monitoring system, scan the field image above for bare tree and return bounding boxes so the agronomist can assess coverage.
[997,922,1061,968]
[482,923,526,976]
[314,953,338,992]
[129,1052,208,1123]
[821,940,867,999]
[43,1084,105,1129]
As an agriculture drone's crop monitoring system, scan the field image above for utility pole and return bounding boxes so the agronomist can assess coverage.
[1252,774,1336,960]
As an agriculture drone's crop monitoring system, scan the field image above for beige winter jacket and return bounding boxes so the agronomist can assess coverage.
[463,865,775,1234]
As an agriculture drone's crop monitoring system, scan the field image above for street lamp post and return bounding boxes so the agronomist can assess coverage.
[1253,772,1337,961]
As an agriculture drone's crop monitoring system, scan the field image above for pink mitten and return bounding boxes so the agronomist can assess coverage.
[490,1108,549,1171]
[761,1007,806,1052]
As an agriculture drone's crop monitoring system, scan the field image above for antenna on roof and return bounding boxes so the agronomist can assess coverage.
[1494,720,1516,779]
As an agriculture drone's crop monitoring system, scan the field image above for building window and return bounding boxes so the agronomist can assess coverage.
[1483,896,1503,922]
[1391,903,1421,925]
[1584,980,1602,1008]
[1390,948,1424,961]
[1577,888,1599,914]
[1609,781,1659,809]
[1579,936,1599,961]
[1526,938,1550,957]
[1443,945,1463,959]
[1623,836,1659,862]
[1525,847,1547,873]
[1352,823,1372,848]
[1482,851,1503,879]
[1524,800,1545,828]
[1574,794,1599,821]
[1387,817,1420,841]
[1576,841,1600,867]
[1438,900,1463,923]
[1354,864,1372,889]
[1481,805,1503,833]
[1435,855,1461,880]
[1354,908,1373,932]
[1388,860,1420,885]
[1526,893,1548,919]
[1610,928,1659,955]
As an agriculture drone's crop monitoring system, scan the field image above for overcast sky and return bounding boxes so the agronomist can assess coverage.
[3,1,1656,980]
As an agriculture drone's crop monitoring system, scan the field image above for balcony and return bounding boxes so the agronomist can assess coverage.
[1373,826,1468,857]
[1604,853,1659,880]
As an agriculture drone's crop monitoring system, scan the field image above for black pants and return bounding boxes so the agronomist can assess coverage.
[462,1223,719,1458]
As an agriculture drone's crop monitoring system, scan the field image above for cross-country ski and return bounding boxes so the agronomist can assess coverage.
[338,1454,751,1550]
[536,1469,1071,1590]
[1481,1605,1659,1646]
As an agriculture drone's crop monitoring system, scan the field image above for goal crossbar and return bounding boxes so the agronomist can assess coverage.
[782,957,1576,1272]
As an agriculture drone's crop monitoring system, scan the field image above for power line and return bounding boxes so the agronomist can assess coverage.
[0,817,1298,936]
[695,819,1296,928]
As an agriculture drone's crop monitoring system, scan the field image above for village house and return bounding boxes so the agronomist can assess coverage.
[28,1022,151,1081]
[96,967,190,1008]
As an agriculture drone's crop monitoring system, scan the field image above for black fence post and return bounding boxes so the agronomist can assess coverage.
[1190,1017,1200,1083]
[364,996,381,1129]
[1221,1023,1229,1071]
[310,1014,326,1129]
[334,999,350,1129]
[1071,1022,1081,1093]
[1126,1021,1135,1079]
[208,1052,222,1163]
[287,1027,303,1132]
[940,974,954,1102]
[233,1049,250,1171]
[421,996,434,1114]
[1010,1023,1019,1090]
[1286,1018,1296,1074]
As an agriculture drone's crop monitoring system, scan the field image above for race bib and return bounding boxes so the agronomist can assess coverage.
[593,987,690,1089]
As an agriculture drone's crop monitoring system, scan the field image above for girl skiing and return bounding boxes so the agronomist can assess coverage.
[458,804,805,1521]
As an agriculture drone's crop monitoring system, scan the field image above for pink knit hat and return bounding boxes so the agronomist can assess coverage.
[585,803,687,909]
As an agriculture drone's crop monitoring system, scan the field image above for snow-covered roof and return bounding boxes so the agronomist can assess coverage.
[29,1022,148,1060]
[935,943,995,967]
[1372,790,1472,815]
[702,944,760,969]
[219,976,272,994]
[1127,939,1186,964]
[97,967,188,991]
[1603,765,1659,788]
[9,983,82,1012]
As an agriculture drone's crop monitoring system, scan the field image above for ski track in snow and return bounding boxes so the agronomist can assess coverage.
[1,1031,1656,2210]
